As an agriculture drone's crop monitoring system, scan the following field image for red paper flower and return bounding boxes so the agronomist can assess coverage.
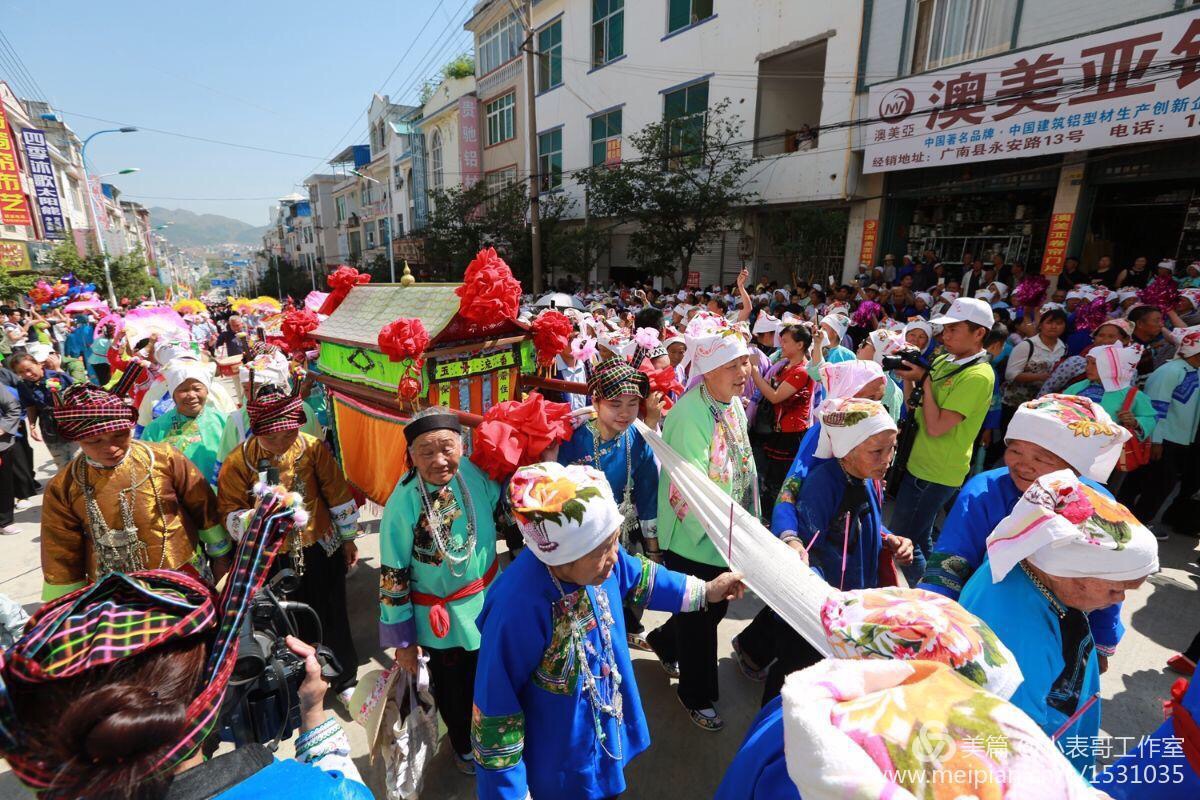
[398,375,423,402]
[531,310,574,367]
[470,393,574,480]
[319,265,371,315]
[638,362,684,410]
[378,316,430,364]
[455,247,522,324]
[281,308,321,357]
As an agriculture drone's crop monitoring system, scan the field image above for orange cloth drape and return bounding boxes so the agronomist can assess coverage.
[330,392,410,505]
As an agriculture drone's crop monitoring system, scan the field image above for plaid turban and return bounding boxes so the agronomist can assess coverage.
[0,488,297,796]
[587,357,649,400]
[50,382,138,442]
[246,384,304,435]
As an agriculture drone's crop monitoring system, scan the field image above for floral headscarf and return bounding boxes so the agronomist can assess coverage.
[509,462,623,566]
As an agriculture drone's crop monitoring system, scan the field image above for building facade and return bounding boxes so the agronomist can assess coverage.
[466,1,529,199]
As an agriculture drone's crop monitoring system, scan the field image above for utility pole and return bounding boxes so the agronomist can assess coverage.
[513,0,544,294]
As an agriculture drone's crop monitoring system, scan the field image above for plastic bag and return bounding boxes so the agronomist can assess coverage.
[382,655,440,800]
[0,594,29,648]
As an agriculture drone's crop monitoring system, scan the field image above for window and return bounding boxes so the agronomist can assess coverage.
[486,92,516,145]
[479,13,522,75]
[366,221,377,249]
[909,0,1018,74]
[590,109,622,166]
[592,0,624,67]
[396,214,405,237]
[537,20,562,92]
[486,166,519,194]
[393,163,403,188]
[537,129,562,192]
[430,131,444,192]
[335,196,347,223]
[664,80,709,165]
[668,0,713,34]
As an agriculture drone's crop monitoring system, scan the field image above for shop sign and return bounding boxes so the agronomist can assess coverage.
[393,237,425,264]
[686,270,701,289]
[859,219,879,265]
[27,241,54,269]
[19,128,65,239]
[0,106,31,226]
[866,9,1200,173]
[0,238,30,271]
[1040,212,1074,276]
[458,97,483,188]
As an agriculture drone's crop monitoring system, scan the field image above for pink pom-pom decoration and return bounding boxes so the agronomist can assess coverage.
[851,301,882,328]
[634,327,661,350]
[571,336,597,362]
[1072,297,1110,333]
[1137,274,1180,314]
[1012,276,1049,309]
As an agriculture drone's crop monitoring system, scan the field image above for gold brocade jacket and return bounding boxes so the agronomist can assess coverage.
[40,441,224,598]
[216,432,358,548]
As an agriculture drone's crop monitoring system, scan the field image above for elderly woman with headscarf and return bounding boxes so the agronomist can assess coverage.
[961,469,1159,772]
[39,374,230,601]
[746,398,914,704]
[1038,317,1133,397]
[920,395,1132,661]
[216,383,361,700]
[376,408,504,774]
[644,312,756,731]
[1063,344,1156,467]
[818,312,855,363]
[472,462,744,799]
[140,356,228,485]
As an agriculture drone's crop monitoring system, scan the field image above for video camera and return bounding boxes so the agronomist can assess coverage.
[219,569,341,749]
[880,348,930,375]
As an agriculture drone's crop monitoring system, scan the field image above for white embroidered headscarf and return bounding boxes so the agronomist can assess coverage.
[1003,394,1130,483]
[510,462,623,566]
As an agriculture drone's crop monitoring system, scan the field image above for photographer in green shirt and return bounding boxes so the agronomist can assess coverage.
[890,297,995,584]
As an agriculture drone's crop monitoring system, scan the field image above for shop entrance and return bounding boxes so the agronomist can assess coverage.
[1087,180,1192,268]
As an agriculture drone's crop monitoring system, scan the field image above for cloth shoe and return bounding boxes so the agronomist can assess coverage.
[1167,653,1196,676]
[0,525,19,536]
[454,752,476,775]
[678,695,724,732]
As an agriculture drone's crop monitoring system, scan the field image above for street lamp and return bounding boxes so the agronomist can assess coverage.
[95,168,141,179]
[79,127,138,306]
[350,168,396,283]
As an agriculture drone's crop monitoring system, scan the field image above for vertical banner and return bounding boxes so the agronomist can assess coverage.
[19,128,65,239]
[89,178,112,229]
[859,219,879,266]
[0,105,32,226]
[458,96,483,189]
[1041,213,1075,276]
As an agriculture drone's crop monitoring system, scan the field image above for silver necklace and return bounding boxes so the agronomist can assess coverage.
[417,473,478,578]
[700,385,754,504]
[589,421,638,544]
[73,441,168,574]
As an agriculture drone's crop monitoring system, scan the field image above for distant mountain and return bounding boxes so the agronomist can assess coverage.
[148,207,269,248]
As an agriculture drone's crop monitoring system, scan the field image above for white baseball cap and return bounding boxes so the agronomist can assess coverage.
[929,297,994,329]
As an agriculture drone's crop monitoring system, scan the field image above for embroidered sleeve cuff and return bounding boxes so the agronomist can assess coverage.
[225,509,253,542]
[628,556,659,609]
[42,580,86,602]
[1095,642,1117,657]
[295,716,352,763]
[639,518,657,538]
[330,499,359,533]
[471,707,525,771]
[198,525,232,556]
[778,530,799,542]
[379,618,417,649]
[681,576,707,613]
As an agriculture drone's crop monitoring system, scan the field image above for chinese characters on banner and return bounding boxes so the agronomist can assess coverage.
[19,129,65,239]
[1041,212,1074,276]
[89,178,112,230]
[860,219,879,266]
[0,105,32,226]
[0,239,30,271]
[458,96,483,189]
[865,9,1200,172]
[686,270,701,289]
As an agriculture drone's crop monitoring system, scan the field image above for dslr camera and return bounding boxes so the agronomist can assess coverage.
[219,569,341,748]
[881,348,929,375]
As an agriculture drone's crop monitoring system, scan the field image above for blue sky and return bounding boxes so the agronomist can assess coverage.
[1,0,473,225]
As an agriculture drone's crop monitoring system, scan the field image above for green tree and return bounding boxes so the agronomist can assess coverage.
[576,98,759,284]
[758,206,849,284]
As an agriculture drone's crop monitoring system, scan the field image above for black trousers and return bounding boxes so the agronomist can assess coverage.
[11,423,36,499]
[275,541,359,691]
[735,606,823,707]
[1123,440,1200,525]
[0,445,15,527]
[426,646,478,758]
[92,362,112,387]
[646,552,728,710]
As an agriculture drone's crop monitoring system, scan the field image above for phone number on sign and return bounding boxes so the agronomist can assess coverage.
[1084,763,1186,784]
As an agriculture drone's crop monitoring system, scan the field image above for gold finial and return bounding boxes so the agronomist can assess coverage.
[400,260,415,286]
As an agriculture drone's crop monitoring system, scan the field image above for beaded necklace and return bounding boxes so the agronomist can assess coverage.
[73,441,169,574]
[1020,562,1067,619]
[588,420,638,544]
[700,384,754,504]
[417,473,478,578]
[548,570,624,760]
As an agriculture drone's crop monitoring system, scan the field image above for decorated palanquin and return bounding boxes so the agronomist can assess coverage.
[311,282,534,505]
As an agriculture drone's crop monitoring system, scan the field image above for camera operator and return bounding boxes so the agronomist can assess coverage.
[0,567,370,800]
[889,297,995,585]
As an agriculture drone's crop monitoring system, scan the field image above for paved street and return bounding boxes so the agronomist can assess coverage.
[1,438,1198,798]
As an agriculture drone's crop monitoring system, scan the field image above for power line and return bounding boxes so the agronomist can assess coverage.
[0,28,49,102]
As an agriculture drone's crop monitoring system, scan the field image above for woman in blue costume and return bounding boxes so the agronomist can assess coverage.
[742,398,914,705]
[557,357,663,648]
[919,394,1133,663]
[471,462,745,800]
[960,469,1159,774]
[0,493,369,800]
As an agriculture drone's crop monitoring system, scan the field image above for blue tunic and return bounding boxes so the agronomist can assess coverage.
[919,467,1124,655]
[214,758,372,800]
[713,696,801,800]
[960,560,1101,774]
[770,423,826,536]
[793,459,885,592]
[558,421,658,524]
[472,546,693,799]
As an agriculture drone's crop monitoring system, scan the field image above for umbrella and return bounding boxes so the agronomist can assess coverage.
[63,299,109,314]
[534,292,585,310]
